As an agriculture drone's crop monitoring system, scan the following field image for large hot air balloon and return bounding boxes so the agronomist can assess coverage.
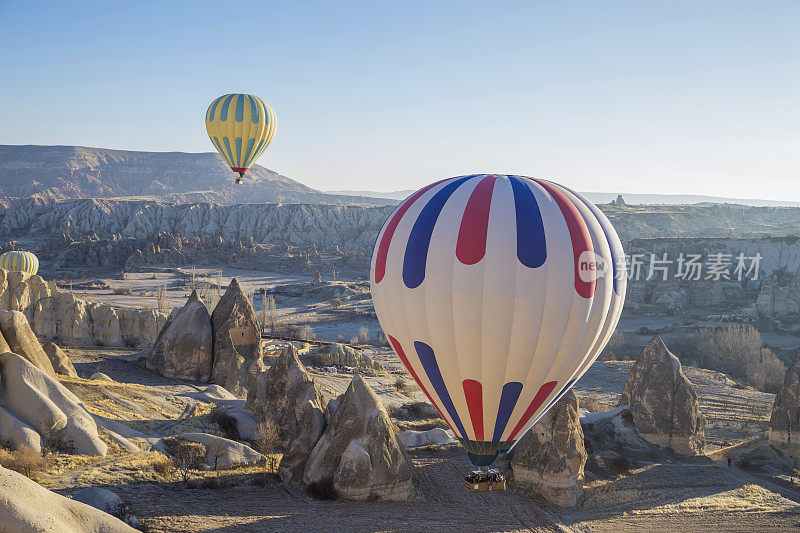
[370,174,625,468]
[205,93,276,184]
[0,251,39,275]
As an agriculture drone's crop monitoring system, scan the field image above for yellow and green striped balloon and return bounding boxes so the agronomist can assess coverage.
[205,93,277,183]
[0,251,39,275]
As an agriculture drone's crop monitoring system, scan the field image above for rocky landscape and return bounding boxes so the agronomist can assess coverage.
[0,150,799,531]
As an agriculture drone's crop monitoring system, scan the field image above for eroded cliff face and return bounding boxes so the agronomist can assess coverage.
[0,269,164,348]
[622,236,800,318]
[0,198,394,250]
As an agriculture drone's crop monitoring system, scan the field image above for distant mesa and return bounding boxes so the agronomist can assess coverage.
[0,144,395,206]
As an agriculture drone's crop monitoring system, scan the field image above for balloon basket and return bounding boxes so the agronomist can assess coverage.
[464,467,506,493]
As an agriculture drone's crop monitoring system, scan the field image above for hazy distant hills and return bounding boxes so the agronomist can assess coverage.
[0,145,393,206]
[327,188,800,207]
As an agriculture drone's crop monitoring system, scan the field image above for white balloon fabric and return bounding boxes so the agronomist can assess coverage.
[370,174,626,466]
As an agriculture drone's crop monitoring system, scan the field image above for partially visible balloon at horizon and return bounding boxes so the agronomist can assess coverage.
[0,250,39,275]
[205,93,277,180]
[370,174,626,467]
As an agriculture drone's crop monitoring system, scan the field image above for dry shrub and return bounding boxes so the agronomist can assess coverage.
[163,438,206,483]
[671,325,785,392]
[43,436,75,454]
[0,447,49,478]
[299,324,316,341]
[151,454,175,478]
[253,421,279,455]
[358,326,370,344]
[392,377,410,396]
[330,298,343,308]
[307,476,338,500]
[112,287,133,295]
[376,331,391,348]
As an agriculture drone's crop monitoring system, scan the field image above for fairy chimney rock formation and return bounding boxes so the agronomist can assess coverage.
[210,279,264,396]
[246,345,326,482]
[623,336,706,455]
[770,355,800,458]
[303,375,414,501]
[511,389,587,507]
[146,290,213,382]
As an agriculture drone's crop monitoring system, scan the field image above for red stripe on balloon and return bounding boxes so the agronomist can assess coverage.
[388,334,450,427]
[462,379,484,441]
[530,179,595,298]
[374,179,448,283]
[506,380,558,441]
[456,175,497,265]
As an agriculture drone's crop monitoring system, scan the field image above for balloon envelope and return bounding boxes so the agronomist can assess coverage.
[370,174,626,466]
[0,251,39,275]
[205,93,276,178]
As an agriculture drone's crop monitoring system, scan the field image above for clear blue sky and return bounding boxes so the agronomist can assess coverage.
[1,1,798,198]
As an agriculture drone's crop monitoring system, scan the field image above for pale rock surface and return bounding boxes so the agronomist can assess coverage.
[303,375,413,501]
[43,341,78,377]
[511,390,586,507]
[147,290,213,381]
[770,355,800,459]
[172,432,265,469]
[0,268,166,348]
[73,486,139,528]
[0,405,41,452]
[210,278,265,397]
[90,372,114,381]
[0,465,137,532]
[312,343,384,371]
[0,310,55,376]
[622,337,706,455]
[398,428,456,448]
[246,345,326,481]
[0,352,107,455]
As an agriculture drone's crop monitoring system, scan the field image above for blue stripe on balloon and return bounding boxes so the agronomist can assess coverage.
[414,341,468,439]
[493,381,523,442]
[222,137,235,166]
[235,138,242,166]
[402,175,474,289]
[256,97,270,124]
[220,94,234,121]
[208,97,221,121]
[235,94,244,122]
[509,176,547,268]
[242,138,255,167]
[248,95,259,124]
[212,137,227,163]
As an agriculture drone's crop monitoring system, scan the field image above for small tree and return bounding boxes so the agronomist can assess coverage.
[299,324,316,341]
[207,439,227,472]
[358,326,370,344]
[253,421,279,457]
[165,438,206,484]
